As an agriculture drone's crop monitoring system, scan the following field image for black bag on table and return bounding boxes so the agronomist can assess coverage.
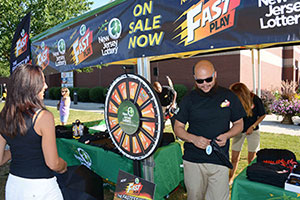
[246,148,298,188]
[78,131,110,144]
[55,125,73,139]
[55,165,104,200]
[90,137,122,155]
[257,148,298,171]
[246,162,289,188]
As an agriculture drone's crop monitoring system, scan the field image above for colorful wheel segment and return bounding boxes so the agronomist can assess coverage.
[104,74,163,160]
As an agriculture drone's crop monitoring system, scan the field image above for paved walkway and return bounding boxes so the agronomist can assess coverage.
[44,99,104,113]
[259,114,300,136]
[43,99,300,136]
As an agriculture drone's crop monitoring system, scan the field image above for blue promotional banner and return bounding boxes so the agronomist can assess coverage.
[31,0,300,74]
[10,12,31,74]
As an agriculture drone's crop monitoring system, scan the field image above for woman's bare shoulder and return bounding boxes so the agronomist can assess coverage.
[34,110,54,135]
[35,109,54,123]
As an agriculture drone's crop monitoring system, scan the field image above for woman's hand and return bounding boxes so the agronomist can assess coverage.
[246,126,254,135]
[58,159,67,174]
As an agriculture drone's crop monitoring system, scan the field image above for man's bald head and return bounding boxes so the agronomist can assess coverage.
[193,60,217,93]
[193,60,215,75]
[153,81,162,93]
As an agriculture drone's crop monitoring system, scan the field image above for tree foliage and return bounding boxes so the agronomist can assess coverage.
[0,0,93,77]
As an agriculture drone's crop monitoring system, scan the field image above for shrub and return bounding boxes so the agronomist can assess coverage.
[69,87,79,101]
[68,87,74,101]
[270,98,300,116]
[48,87,55,100]
[295,93,300,100]
[281,80,298,100]
[261,89,276,114]
[48,87,61,100]
[269,80,300,117]
[77,88,90,102]
[174,84,188,104]
[89,87,105,103]
[103,87,109,100]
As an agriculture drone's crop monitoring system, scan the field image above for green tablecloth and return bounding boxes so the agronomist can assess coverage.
[57,138,184,200]
[231,164,300,200]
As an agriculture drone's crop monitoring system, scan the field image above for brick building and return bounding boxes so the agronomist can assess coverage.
[1,46,299,92]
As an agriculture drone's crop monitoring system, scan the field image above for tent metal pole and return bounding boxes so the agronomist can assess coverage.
[251,49,256,94]
[137,57,151,82]
[257,49,261,97]
[137,57,155,183]
[142,156,154,182]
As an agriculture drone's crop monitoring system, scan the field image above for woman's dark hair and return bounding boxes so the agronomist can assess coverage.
[0,64,46,137]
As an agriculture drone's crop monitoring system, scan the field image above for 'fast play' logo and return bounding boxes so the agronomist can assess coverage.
[126,178,143,195]
[174,0,241,46]
[36,42,50,70]
[15,29,28,57]
[71,24,93,65]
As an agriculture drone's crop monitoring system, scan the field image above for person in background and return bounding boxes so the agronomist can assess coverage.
[58,87,71,125]
[153,76,178,130]
[229,82,266,185]
[174,60,245,200]
[0,64,67,200]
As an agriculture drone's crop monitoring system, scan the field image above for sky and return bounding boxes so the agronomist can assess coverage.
[90,0,113,10]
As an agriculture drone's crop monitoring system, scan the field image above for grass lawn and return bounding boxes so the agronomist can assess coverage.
[0,102,104,126]
[0,101,299,199]
[49,106,104,126]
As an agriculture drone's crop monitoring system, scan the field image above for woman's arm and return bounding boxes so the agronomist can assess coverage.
[0,135,11,166]
[246,114,267,135]
[34,110,67,173]
[255,114,267,127]
[216,118,243,146]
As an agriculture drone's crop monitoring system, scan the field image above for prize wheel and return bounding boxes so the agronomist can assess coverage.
[104,74,164,160]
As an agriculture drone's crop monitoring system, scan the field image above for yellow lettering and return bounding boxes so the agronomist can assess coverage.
[149,32,164,46]
[128,36,137,49]
[133,4,143,17]
[129,22,135,34]
[137,35,148,47]
[133,1,152,17]
[143,1,153,15]
[128,32,164,49]
[133,19,144,33]
[144,18,151,31]
[152,15,161,29]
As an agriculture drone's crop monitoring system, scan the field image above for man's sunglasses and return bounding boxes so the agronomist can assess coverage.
[195,71,215,84]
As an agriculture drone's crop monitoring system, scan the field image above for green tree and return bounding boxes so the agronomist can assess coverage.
[0,0,93,77]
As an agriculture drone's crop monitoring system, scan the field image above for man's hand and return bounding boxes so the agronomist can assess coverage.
[170,103,177,109]
[191,135,211,149]
[216,134,228,147]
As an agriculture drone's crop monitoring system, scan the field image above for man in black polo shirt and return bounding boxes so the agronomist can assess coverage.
[174,60,245,200]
